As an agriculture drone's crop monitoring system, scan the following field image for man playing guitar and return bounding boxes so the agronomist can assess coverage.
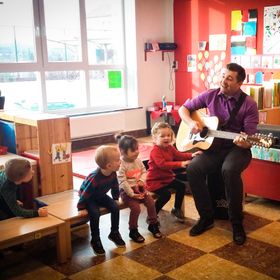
[178,63,259,245]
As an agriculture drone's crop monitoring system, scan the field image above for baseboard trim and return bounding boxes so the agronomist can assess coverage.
[72,129,148,151]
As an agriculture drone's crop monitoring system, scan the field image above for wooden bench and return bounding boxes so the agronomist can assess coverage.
[35,190,128,258]
[35,189,186,258]
[0,216,68,263]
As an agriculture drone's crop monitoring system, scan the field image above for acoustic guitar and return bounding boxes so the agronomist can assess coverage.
[176,110,274,152]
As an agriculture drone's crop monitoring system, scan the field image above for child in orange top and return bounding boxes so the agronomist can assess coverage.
[146,122,201,222]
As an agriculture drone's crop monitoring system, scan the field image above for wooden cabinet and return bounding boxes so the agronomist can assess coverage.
[0,111,73,196]
[243,159,280,201]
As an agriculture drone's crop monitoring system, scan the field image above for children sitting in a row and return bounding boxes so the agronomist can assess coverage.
[77,122,200,256]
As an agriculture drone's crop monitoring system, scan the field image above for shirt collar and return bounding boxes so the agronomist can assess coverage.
[218,88,242,101]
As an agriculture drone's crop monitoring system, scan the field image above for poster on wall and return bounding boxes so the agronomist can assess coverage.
[263,5,280,54]
[187,54,197,72]
[231,9,257,55]
[52,142,71,164]
[209,34,227,51]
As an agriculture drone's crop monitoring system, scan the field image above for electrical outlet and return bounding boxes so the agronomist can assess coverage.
[172,60,178,70]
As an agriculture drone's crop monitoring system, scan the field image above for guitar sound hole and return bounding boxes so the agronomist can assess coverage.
[200,127,209,138]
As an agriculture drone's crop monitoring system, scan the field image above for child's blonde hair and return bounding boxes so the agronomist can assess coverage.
[95,145,118,169]
[5,158,31,182]
[151,122,175,143]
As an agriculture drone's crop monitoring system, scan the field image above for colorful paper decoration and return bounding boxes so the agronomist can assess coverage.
[263,5,280,54]
[231,9,257,55]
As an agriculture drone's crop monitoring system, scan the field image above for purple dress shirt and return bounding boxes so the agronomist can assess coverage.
[183,88,259,135]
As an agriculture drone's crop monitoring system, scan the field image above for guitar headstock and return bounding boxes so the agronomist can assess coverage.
[248,133,275,148]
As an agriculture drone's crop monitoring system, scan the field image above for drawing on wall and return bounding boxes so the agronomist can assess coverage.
[273,55,280,69]
[209,34,227,51]
[231,9,257,55]
[52,142,71,164]
[263,5,280,54]
[187,54,197,72]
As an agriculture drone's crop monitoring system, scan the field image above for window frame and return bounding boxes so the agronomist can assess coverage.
[0,0,137,114]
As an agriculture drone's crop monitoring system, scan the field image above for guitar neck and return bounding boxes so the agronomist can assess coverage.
[208,129,241,140]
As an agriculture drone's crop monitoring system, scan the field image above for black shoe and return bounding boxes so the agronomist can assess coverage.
[232,224,246,245]
[108,231,126,247]
[189,218,214,236]
[129,229,145,243]
[148,223,163,239]
[171,207,185,223]
[146,216,161,227]
[91,238,105,255]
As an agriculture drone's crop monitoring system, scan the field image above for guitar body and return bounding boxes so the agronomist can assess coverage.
[176,111,219,152]
[176,110,275,152]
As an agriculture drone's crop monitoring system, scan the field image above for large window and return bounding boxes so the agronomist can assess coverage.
[0,0,136,113]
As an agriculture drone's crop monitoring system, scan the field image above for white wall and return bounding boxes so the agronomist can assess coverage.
[70,0,175,138]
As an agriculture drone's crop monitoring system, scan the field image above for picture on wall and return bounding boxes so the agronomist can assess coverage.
[231,9,258,55]
[263,5,280,54]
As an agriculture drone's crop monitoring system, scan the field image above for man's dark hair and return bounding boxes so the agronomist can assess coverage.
[226,63,246,83]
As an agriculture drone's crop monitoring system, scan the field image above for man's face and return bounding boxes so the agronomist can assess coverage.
[220,69,243,96]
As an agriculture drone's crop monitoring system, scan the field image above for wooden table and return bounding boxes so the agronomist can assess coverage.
[35,190,127,258]
[0,216,68,263]
[36,190,84,258]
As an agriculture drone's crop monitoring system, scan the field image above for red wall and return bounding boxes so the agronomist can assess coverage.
[174,0,280,105]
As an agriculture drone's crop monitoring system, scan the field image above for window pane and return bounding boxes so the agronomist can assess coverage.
[45,71,86,110]
[0,72,41,110]
[89,70,126,107]
[0,0,36,63]
[85,0,124,65]
[44,0,82,62]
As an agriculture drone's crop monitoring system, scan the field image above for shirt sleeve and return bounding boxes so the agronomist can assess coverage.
[183,90,209,111]
[139,160,147,183]
[243,98,259,135]
[110,174,120,200]
[1,181,39,218]
[151,147,183,170]
[77,178,94,210]
[171,146,192,161]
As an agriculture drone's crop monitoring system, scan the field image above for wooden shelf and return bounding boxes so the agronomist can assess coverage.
[0,111,73,196]
[259,107,280,125]
[144,50,175,61]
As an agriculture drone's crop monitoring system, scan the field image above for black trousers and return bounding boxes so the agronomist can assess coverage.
[186,145,252,224]
[86,194,120,240]
[154,176,186,214]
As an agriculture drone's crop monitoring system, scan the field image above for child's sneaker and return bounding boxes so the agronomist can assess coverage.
[129,228,145,243]
[91,238,105,255]
[148,223,163,239]
[108,231,126,247]
[171,207,185,223]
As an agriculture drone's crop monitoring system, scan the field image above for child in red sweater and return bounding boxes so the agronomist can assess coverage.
[146,122,201,222]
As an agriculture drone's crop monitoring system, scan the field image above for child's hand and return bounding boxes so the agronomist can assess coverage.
[78,209,88,216]
[192,150,203,157]
[133,193,145,200]
[17,200,23,207]
[38,207,48,217]
[181,160,191,167]
[114,199,122,206]
[137,180,145,187]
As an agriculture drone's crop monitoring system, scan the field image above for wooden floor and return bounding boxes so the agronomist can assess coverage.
[1,194,280,279]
